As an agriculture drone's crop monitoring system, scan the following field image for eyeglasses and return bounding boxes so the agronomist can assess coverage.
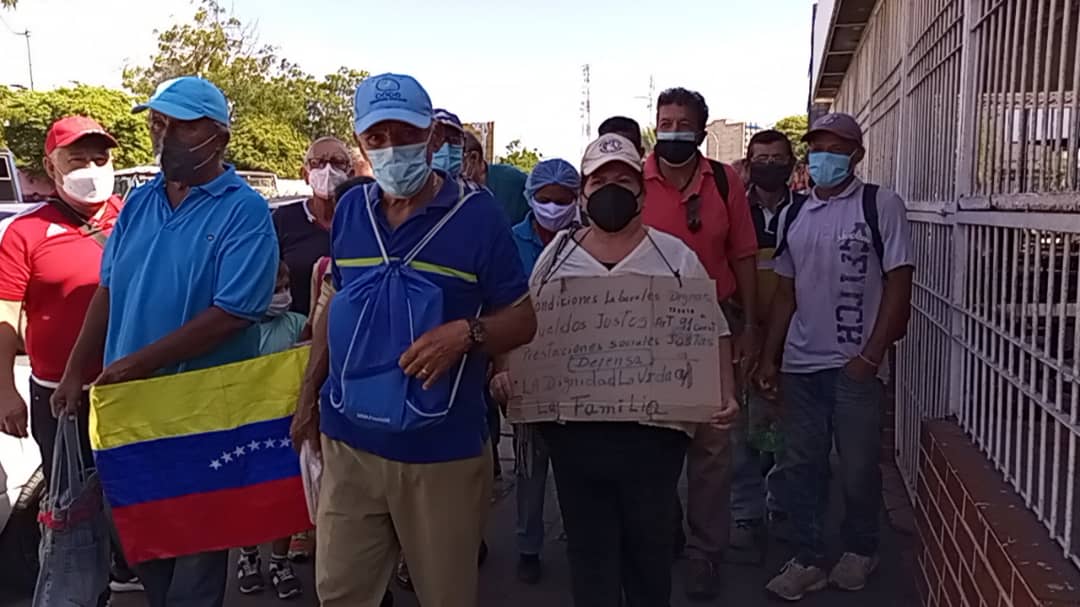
[306,157,351,172]
[749,154,792,164]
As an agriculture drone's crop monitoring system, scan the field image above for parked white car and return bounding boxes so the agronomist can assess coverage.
[0,357,42,592]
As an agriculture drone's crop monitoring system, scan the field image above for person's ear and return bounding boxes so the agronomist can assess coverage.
[852,146,865,165]
[43,154,58,183]
[301,165,310,183]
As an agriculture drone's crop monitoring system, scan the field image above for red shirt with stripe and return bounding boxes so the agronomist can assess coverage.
[0,197,122,383]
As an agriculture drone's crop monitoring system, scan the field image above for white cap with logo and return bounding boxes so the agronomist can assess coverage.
[581,133,643,178]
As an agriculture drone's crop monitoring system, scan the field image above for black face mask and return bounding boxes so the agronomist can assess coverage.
[750,162,794,192]
[586,183,640,233]
[161,131,220,184]
[655,140,698,166]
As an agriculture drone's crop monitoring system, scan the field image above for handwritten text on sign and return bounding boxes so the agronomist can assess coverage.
[508,275,723,423]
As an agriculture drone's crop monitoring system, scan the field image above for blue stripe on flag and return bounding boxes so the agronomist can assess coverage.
[94,416,301,507]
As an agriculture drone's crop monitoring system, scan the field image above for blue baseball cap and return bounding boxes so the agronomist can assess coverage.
[132,76,231,126]
[353,73,433,135]
[434,108,463,132]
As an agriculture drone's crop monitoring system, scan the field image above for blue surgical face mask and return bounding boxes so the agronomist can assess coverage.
[432,143,464,177]
[808,151,853,188]
[367,141,433,198]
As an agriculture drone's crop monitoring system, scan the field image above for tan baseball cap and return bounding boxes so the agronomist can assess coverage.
[581,133,642,178]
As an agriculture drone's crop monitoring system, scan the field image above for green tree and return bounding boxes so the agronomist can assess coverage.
[1,0,17,7]
[227,114,308,178]
[122,0,367,177]
[773,114,809,159]
[496,139,542,173]
[0,85,153,174]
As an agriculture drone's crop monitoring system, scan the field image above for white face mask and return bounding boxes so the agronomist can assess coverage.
[59,162,115,206]
[308,165,348,199]
[267,291,292,317]
[531,198,578,232]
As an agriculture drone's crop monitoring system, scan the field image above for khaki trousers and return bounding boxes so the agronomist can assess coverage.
[315,437,493,607]
[685,424,733,562]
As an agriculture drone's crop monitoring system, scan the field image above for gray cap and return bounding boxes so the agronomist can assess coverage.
[803,113,863,145]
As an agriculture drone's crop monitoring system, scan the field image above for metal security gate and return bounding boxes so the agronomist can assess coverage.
[826,0,1080,566]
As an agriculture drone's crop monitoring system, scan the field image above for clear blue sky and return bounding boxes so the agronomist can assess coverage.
[0,0,815,162]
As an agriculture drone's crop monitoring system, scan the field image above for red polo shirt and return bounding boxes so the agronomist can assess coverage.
[0,197,122,383]
[642,154,757,301]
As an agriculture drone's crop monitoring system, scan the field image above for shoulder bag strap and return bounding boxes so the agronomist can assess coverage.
[49,198,108,248]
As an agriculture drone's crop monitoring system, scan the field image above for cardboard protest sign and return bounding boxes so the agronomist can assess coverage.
[507,275,723,424]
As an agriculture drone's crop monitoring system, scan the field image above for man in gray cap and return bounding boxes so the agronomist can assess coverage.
[755,112,914,601]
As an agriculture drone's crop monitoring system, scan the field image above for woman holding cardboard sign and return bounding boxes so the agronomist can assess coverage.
[515,132,740,607]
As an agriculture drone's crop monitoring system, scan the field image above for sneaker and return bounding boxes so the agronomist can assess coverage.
[395,558,414,592]
[684,557,721,601]
[108,576,144,593]
[765,558,827,601]
[288,532,313,562]
[237,553,266,595]
[109,561,143,593]
[270,559,303,600]
[517,554,543,585]
[828,552,879,591]
[727,519,766,565]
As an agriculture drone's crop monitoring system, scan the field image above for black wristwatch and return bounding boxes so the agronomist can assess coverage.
[467,318,487,349]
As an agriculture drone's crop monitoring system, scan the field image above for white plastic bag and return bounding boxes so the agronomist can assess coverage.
[299,441,322,525]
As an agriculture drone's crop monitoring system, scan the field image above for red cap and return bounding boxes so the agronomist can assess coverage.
[44,116,118,155]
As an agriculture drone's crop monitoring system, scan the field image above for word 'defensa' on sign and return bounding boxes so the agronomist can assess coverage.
[507,275,722,424]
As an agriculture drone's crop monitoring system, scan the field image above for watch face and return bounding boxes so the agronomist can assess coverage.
[470,319,486,344]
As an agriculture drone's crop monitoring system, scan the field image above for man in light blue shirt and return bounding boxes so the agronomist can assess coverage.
[53,76,278,607]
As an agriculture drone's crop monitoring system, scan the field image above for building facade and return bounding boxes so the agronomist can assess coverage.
[812,0,1080,605]
[704,119,762,163]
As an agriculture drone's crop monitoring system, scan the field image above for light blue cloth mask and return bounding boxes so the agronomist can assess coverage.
[433,143,464,177]
[368,141,433,198]
[808,151,853,188]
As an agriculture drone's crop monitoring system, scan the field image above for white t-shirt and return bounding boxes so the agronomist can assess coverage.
[528,226,732,435]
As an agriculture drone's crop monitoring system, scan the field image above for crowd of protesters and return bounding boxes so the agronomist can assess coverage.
[0,70,912,607]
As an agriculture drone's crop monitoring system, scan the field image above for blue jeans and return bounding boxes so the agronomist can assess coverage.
[780,369,883,566]
[730,391,785,521]
[134,550,229,607]
[515,427,550,556]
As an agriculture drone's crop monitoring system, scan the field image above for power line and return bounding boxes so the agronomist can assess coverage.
[0,14,34,90]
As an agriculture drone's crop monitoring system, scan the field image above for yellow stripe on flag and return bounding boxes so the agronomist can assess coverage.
[90,346,311,451]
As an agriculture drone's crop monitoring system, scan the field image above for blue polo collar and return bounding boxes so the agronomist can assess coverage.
[149,164,245,197]
[512,213,543,247]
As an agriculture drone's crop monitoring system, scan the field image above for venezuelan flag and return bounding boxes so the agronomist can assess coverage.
[90,347,311,564]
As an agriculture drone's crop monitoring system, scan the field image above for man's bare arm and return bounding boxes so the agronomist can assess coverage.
[860,267,914,364]
[480,296,538,356]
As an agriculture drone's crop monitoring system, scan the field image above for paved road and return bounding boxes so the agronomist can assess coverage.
[4,442,917,606]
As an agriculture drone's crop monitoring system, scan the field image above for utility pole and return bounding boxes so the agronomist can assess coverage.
[580,64,592,141]
[22,29,33,90]
[1,14,33,90]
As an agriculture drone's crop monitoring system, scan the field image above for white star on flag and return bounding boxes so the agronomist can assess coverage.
[234,446,246,457]
[278,438,290,448]
[222,452,233,463]
[210,459,222,470]
[264,438,276,449]
[248,440,260,451]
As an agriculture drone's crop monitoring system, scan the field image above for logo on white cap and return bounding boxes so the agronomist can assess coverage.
[599,137,624,154]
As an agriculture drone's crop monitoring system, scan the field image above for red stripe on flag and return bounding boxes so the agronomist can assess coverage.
[111,477,310,564]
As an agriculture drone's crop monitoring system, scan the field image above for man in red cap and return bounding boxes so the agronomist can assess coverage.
[0,116,129,600]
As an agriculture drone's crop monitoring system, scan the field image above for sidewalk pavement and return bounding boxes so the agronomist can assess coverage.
[3,434,917,607]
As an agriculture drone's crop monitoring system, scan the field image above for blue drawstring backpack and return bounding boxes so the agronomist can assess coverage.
[327,182,482,433]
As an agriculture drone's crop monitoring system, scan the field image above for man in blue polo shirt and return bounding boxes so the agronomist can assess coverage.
[53,76,278,607]
[289,72,536,607]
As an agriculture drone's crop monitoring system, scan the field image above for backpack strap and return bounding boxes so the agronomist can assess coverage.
[772,192,809,259]
[49,198,108,248]
[861,184,885,265]
[404,182,482,264]
[706,160,729,206]
[362,184,392,263]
